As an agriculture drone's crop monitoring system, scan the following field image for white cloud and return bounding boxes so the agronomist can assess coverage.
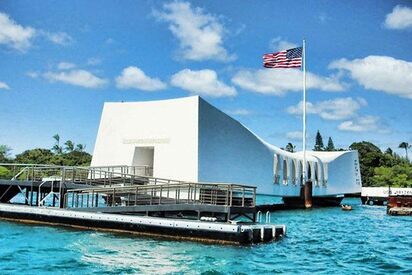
[26,71,39,78]
[57,62,76,70]
[287,97,367,120]
[330,55,412,99]
[87,57,101,66]
[0,81,10,90]
[0,12,73,52]
[155,1,234,61]
[43,31,73,46]
[286,131,303,141]
[0,12,36,51]
[226,108,253,116]
[338,115,388,133]
[269,37,297,51]
[171,69,236,97]
[232,69,345,95]
[43,69,107,88]
[115,66,166,91]
[384,5,412,30]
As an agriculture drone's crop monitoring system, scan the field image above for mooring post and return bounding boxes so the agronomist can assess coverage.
[304,180,313,208]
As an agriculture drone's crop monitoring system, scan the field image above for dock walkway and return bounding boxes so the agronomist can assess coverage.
[0,163,285,244]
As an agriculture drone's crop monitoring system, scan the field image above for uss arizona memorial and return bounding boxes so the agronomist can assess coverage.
[91,96,361,204]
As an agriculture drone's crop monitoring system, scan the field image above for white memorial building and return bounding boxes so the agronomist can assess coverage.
[91,96,361,202]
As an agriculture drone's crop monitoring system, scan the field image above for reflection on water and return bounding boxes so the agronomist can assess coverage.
[0,198,411,274]
[71,233,190,274]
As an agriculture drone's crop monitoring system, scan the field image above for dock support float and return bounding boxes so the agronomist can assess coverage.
[0,204,285,245]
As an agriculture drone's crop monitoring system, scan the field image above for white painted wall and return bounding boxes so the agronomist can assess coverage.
[198,98,275,194]
[91,96,361,197]
[91,97,199,181]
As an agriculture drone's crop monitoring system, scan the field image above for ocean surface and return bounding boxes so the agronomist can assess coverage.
[0,197,411,274]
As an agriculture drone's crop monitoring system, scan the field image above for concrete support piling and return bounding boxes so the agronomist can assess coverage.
[304,180,313,209]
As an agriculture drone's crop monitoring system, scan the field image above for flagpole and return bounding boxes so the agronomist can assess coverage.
[302,39,307,184]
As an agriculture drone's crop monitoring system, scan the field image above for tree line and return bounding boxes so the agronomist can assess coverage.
[284,130,341,152]
[0,134,92,178]
[349,141,411,188]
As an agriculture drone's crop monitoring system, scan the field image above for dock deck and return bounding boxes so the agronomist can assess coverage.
[0,164,285,244]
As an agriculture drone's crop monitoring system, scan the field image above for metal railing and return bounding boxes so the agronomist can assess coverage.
[65,182,257,209]
[0,163,157,187]
[88,165,153,177]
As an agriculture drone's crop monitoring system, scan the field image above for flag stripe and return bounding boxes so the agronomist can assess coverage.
[263,47,302,69]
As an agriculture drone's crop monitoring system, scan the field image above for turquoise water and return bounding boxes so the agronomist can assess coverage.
[0,198,411,274]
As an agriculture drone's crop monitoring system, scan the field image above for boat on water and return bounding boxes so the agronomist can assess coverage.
[341,204,353,211]
[361,187,412,205]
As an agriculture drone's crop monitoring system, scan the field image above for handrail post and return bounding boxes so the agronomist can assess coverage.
[188,184,191,204]
[253,187,256,207]
[64,193,68,208]
[135,186,138,206]
[225,186,229,206]
[112,188,116,206]
[159,185,162,205]
[194,184,197,203]
[242,187,245,207]
[229,185,233,207]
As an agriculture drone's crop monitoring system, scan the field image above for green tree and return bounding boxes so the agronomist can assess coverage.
[314,130,324,151]
[399,142,411,161]
[349,141,383,186]
[75,144,86,152]
[0,145,12,163]
[63,151,92,166]
[325,137,335,151]
[0,166,12,179]
[285,143,296,153]
[372,165,412,188]
[64,140,75,153]
[52,134,63,155]
[15,148,54,164]
[385,147,393,156]
[371,166,393,187]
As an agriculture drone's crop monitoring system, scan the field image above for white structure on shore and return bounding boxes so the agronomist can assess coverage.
[91,96,361,198]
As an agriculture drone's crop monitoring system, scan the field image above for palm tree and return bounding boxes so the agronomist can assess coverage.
[399,142,411,161]
[75,144,86,152]
[64,140,75,153]
[0,145,11,162]
[52,134,63,154]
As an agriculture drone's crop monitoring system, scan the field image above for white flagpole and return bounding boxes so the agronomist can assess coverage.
[302,39,307,184]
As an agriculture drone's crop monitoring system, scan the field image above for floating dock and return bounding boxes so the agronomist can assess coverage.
[0,164,285,244]
[0,204,285,244]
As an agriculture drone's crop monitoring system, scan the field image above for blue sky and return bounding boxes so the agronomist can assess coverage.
[0,0,411,156]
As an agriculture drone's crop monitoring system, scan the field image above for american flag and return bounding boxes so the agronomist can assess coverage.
[263,47,303,68]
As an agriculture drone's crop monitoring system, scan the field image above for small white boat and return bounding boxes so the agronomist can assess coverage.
[341,204,353,211]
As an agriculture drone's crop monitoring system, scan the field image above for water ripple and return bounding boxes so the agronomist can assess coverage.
[0,198,411,274]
